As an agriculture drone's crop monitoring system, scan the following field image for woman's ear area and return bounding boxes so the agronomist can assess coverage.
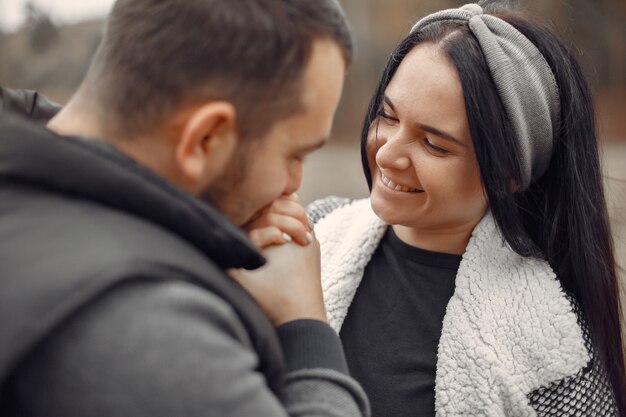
[175,101,239,186]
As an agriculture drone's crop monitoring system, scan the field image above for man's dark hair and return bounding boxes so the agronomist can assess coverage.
[85,0,353,139]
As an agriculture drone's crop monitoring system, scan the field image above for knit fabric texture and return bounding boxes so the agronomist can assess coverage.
[410,3,560,189]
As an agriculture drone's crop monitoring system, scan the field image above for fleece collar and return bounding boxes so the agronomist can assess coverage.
[315,198,589,416]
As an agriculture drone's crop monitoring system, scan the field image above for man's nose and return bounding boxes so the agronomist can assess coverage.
[283,162,303,196]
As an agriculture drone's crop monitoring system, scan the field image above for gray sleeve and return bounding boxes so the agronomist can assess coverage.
[306,196,352,225]
[9,280,369,417]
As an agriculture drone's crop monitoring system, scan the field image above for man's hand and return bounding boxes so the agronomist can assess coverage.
[229,233,326,327]
[243,194,313,249]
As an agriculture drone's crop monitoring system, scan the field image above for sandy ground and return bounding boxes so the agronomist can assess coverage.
[299,140,626,303]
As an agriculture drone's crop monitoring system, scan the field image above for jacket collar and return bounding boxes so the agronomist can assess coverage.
[0,114,265,270]
[316,198,589,416]
[0,87,61,125]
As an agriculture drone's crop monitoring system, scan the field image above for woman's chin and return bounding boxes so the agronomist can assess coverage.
[370,191,414,225]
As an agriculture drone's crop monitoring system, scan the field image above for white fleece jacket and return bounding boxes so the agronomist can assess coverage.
[314,198,592,417]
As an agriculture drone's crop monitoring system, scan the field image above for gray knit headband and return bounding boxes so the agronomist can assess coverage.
[411,3,560,189]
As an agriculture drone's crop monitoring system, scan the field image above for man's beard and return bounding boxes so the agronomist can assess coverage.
[199,143,253,226]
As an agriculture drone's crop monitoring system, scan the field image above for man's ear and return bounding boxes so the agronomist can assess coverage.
[175,102,238,186]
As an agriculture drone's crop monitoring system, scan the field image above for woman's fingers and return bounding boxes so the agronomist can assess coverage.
[228,235,325,326]
[256,213,312,246]
[243,194,312,249]
[283,193,301,203]
[271,198,312,231]
[248,226,289,249]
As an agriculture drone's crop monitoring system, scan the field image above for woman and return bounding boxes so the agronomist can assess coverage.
[246,2,625,416]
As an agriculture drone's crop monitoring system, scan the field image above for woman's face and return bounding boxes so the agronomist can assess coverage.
[368,42,488,232]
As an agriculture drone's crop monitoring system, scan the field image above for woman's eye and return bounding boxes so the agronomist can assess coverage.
[376,108,397,122]
[424,138,448,155]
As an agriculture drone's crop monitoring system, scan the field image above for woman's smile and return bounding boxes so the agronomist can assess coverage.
[380,173,422,193]
[367,43,488,235]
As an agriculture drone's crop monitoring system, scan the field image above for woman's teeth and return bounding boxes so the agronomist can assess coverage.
[381,174,421,193]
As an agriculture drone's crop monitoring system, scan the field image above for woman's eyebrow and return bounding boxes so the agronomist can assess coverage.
[383,95,397,113]
[417,123,466,147]
[384,94,466,147]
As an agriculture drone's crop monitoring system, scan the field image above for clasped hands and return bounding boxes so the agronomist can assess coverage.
[229,194,326,326]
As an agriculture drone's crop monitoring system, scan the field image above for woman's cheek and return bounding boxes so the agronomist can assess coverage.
[366,138,380,175]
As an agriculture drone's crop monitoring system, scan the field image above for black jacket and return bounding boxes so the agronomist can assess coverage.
[0,87,60,124]
[0,112,282,386]
[0,90,368,416]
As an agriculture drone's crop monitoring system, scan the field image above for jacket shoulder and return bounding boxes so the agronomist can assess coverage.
[527,297,618,416]
[435,214,592,415]
[0,185,283,393]
[0,87,61,123]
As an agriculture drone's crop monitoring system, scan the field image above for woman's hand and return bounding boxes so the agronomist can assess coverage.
[229,232,326,326]
[232,194,325,326]
[243,194,313,249]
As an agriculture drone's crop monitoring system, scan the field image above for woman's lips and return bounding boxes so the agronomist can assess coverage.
[381,173,423,193]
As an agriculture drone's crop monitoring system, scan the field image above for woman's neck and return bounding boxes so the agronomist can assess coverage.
[391,218,483,255]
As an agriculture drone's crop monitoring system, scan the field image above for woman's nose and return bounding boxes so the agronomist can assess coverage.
[374,134,411,171]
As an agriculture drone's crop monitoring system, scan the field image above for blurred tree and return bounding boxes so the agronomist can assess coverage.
[25,1,58,53]
[565,0,610,89]
[0,0,6,78]
[605,0,626,88]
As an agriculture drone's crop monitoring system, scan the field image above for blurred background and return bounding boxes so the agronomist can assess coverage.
[0,0,624,278]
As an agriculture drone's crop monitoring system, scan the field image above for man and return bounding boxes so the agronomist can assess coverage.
[0,1,369,416]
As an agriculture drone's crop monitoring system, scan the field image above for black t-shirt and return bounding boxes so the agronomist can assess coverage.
[340,227,461,417]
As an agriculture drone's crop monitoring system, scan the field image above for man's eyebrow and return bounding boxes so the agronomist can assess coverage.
[383,95,466,148]
[297,137,328,154]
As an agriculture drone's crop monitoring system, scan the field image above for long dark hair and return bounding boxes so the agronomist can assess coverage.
[361,6,626,412]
